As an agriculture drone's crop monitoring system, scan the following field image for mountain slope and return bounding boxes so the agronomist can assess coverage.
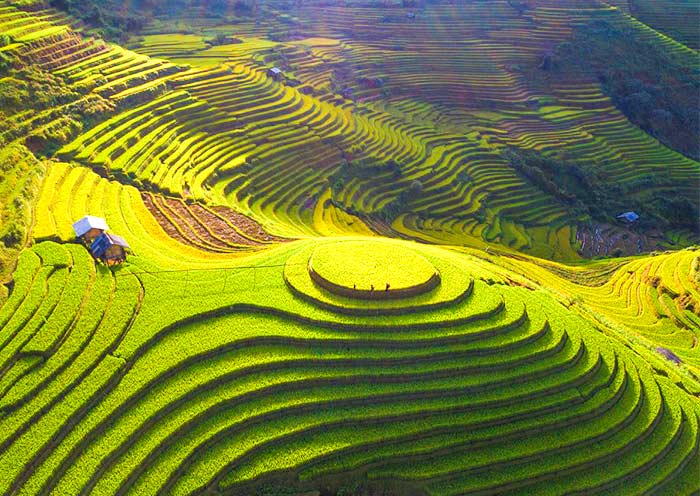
[0,1,699,495]
[2,0,698,261]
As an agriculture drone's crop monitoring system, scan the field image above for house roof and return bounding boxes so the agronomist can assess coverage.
[617,211,639,222]
[90,232,130,258]
[72,216,109,237]
[106,233,130,248]
[269,67,283,75]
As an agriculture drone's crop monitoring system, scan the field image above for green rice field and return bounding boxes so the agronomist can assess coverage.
[0,0,698,494]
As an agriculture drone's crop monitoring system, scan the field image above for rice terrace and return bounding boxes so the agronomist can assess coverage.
[0,0,699,494]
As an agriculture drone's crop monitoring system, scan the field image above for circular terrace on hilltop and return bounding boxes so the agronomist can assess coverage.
[308,240,440,300]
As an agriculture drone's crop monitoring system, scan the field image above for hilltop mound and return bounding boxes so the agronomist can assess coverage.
[308,240,440,298]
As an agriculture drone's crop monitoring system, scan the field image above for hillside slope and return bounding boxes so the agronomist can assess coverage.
[0,228,698,495]
[2,0,698,260]
[0,1,699,495]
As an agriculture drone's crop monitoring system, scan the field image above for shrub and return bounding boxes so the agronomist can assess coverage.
[1,224,23,248]
[502,147,697,230]
[409,180,423,195]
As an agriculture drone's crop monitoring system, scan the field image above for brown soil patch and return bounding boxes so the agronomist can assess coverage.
[210,205,288,243]
[142,192,289,251]
[576,223,668,258]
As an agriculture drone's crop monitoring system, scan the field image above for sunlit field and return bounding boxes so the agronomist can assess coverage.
[0,0,698,494]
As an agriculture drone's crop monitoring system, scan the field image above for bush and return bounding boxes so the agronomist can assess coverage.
[210,33,231,46]
[409,179,423,195]
[653,197,699,229]
[50,0,149,40]
[2,224,23,248]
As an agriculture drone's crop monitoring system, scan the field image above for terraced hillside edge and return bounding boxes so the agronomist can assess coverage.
[3,0,691,259]
[1,235,699,495]
[0,0,699,495]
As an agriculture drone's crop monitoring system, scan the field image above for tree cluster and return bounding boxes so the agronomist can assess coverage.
[553,20,700,161]
[504,148,699,231]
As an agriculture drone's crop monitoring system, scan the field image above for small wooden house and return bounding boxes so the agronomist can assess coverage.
[268,67,283,80]
[72,216,109,244]
[90,232,130,265]
[617,211,639,223]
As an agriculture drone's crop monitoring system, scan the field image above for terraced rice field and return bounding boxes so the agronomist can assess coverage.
[626,0,700,49]
[0,0,699,494]
[1,235,699,495]
[2,0,690,258]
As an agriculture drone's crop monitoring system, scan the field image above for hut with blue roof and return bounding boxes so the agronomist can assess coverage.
[72,215,109,244]
[90,233,130,266]
[617,211,639,223]
[268,67,283,80]
[73,215,130,265]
